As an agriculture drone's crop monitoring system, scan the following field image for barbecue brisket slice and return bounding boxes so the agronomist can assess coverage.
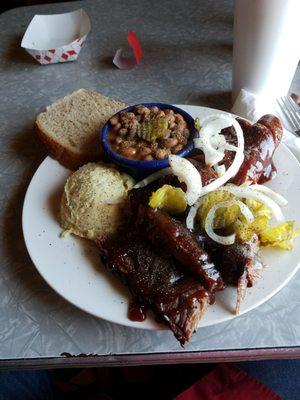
[222,114,283,185]
[129,190,224,292]
[98,232,211,345]
[195,231,262,314]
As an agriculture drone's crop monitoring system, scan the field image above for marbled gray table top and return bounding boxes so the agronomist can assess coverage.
[1,0,299,367]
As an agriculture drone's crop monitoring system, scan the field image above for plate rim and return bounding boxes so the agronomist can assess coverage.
[22,104,300,331]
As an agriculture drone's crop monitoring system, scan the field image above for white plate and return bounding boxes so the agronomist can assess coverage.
[22,105,300,331]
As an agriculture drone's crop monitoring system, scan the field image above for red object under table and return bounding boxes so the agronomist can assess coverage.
[174,363,281,400]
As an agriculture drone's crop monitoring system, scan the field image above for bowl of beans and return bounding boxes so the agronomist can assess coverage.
[101,103,197,175]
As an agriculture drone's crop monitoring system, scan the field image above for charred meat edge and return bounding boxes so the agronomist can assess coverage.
[97,233,211,345]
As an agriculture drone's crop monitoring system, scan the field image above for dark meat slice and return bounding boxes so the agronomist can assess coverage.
[229,114,283,185]
[221,115,282,184]
[143,209,224,291]
[196,231,261,285]
[195,231,262,313]
[216,235,261,286]
[236,271,247,315]
[221,117,250,153]
[258,161,277,184]
[236,117,252,133]
[259,114,283,145]
[129,193,224,291]
[219,235,262,314]
[98,233,210,345]
[235,254,262,314]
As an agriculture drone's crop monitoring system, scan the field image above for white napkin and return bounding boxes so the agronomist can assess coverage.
[232,88,300,160]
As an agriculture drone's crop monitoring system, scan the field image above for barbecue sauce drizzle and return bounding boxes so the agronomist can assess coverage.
[128,299,147,322]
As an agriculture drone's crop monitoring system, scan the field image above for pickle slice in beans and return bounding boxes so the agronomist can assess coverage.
[194,117,201,131]
[137,117,168,142]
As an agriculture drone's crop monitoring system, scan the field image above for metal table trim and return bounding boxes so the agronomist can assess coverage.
[1,347,299,370]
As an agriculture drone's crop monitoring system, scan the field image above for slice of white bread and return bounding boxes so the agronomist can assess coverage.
[36,89,127,170]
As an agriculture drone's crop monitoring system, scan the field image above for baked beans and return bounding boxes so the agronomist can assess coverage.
[107,106,190,161]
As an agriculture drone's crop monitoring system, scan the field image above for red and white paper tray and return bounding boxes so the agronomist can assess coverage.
[21,9,91,65]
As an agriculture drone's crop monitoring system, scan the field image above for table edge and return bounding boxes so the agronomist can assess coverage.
[1,347,299,370]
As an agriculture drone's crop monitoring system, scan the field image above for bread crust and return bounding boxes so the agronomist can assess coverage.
[36,119,103,170]
[35,89,127,170]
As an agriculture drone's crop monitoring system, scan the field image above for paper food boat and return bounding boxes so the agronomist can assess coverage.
[21,9,91,65]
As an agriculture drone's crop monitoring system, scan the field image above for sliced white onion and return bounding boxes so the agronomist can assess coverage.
[194,116,235,166]
[194,114,244,168]
[169,154,202,206]
[133,167,171,189]
[214,186,284,222]
[205,200,254,245]
[186,200,201,230]
[211,134,226,148]
[247,184,288,207]
[187,199,205,230]
[194,115,245,198]
[193,136,225,166]
[134,114,245,203]
[235,201,255,223]
[225,144,239,152]
[214,164,226,177]
[186,184,285,231]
